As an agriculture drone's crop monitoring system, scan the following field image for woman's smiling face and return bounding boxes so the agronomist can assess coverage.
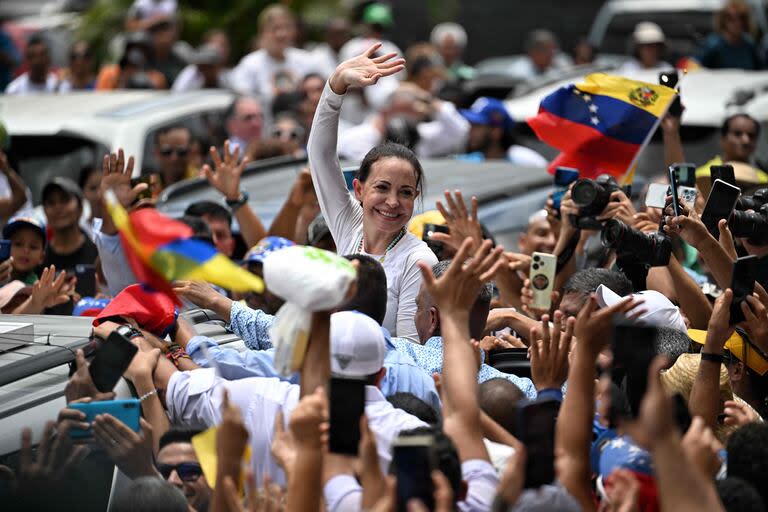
[354,156,419,238]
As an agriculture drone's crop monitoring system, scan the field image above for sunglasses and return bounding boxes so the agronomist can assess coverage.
[157,462,203,482]
[271,128,302,140]
[159,146,189,157]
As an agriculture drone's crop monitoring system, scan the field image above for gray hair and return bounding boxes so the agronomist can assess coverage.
[525,29,558,52]
[430,22,468,48]
[432,260,493,303]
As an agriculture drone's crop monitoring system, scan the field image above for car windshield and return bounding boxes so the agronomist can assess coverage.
[8,135,107,204]
[600,11,715,63]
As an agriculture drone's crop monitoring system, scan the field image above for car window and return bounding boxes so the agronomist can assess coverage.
[141,109,228,175]
[7,135,108,205]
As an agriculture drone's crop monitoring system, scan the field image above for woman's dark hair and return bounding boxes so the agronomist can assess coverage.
[357,141,424,194]
[78,165,100,190]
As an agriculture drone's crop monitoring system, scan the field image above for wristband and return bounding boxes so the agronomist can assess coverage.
[225,190,249,212]
[139,389,158,402]
[700,352,724,364]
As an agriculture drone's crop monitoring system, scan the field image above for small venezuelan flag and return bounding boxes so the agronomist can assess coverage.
[105,191,264,300]
[528,73,677,181]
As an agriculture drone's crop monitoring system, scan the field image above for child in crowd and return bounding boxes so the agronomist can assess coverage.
[2,215,46,285]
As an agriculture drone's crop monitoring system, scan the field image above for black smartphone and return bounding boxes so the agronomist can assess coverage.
[552,166,580,212]
[328,376,366,455]
[668,165,681,217]
[701,179,741,239]
[88,329,138,392]
[422,223,449,242]
[710,165,736,186]
[672,393,693,433]
[0,240,10,262]
[730,255,758,325]
[516,399,559,488]
[393,435,434,511]
[672,162,697,188]
[659,71,682,117]
[612,323,657,417]
[75,264,97,297]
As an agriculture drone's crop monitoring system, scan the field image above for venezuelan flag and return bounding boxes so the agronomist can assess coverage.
[105,191,264,300]
[527,73,677,181]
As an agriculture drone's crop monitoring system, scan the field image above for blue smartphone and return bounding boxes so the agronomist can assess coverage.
[552,167,580,212]
[342,167,357,192]
[68,399,141,439]
[0,240,10,262]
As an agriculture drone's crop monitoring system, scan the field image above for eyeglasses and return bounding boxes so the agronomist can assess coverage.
[159,146,189,157]
[271,128,302,141]
[157,462,203,482]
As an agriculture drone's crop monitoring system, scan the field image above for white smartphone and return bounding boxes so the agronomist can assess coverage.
[679,186,698,206]
[530,252,556,311]
[645,183,697,209]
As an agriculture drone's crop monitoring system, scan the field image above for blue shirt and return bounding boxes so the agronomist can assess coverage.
[389,336,539,401]
[197,301,442,410]
[697,33,761,70]
[0,30,20,91]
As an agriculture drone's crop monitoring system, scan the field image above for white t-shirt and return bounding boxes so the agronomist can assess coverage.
[171,64,231,92]
[309,83,438,341]
[230,47,320,103]
[507,145,548,167]
[5,72,60,95]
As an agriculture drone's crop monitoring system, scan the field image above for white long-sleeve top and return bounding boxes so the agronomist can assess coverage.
[308,82,437,341]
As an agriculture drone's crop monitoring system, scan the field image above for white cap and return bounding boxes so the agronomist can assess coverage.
[330,311,387,377]
[595,284,687,333]
[633,22,665,45]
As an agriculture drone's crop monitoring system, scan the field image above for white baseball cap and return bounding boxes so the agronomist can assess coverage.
[633,22,666,45]
[595,284,687,333]
[330,311,387,377]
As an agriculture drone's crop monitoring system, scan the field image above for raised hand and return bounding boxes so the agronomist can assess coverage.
[329,43,405,94]
[16,421,89,494]
[597,190,637,225]
[123,348,161,383]
[741,294,768,352]
[270,410,296,477]
[28,265,70,310]
[202,141,249,201]
[681,417,723,479]
[64,349,116,403]
[172,280,228,312]
[604,468,641,512]
[101,149,145,208]
[723,399,760,427]
[529,311,574,391]
[705,289,734,351]
[624,356,674,450]
[93,416,156,479]
[431,190,483,253]
[662,197,713,249]
[520,277,561,320]
[288,386,328,450]
[574,294,643,356]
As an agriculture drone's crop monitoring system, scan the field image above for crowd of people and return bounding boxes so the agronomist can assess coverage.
[1,0,768,511]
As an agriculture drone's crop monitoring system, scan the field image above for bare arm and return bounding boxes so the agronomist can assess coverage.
[268,169,317,242]
[300,312,331,398]
[668,254,713,329]
[0,152,28,219]
[661,115,686,167]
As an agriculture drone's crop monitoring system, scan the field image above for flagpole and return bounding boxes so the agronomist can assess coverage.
[620,91,676,185]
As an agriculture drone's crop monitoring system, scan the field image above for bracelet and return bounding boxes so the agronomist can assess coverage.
[139,389,158,402]
[225,190,249,212]
[700,352,724,363]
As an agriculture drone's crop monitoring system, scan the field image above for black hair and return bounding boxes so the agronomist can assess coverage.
[654,327,692,365]
[178,215,213,244]
[562,268,634,297]
[716,477,766,512]
[109,477,188,512]
[341,254,388,324]
[158,429,204,452]
[271,91,304,117]
[387,392,441,425]
[357,141,424,195]
[26,33,48,50]
[384,117,420,152]
[721,113,761,138]
[78,165,100,190]
[727,423,768,505]
[154,124,191,145]
[397,426,461,502]
[184,200,233,228]
[302,72,325,86]
[479,378,525,433]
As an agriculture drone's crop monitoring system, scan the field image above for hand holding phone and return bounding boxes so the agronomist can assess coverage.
[552,167,580,213]
[730,255,758,325]
[393,434,435,511]
[0,240,10,262]
[68,399,141,439]
[89,328,138,393]
[612,323,658,417]
[516,399,559,488]
[701,179,741,239]
[328,376,366,455]
[529,252,556,311]
[710,165,736,186]
[668,165,682,217]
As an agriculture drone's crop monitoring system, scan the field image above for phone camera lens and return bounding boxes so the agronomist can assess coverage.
[533,255,540,262]
[532,264,540,270]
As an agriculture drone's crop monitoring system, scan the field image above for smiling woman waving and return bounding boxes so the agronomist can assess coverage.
[308,43,437,341]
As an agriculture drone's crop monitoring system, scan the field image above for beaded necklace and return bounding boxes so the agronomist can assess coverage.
[355,227,407,263]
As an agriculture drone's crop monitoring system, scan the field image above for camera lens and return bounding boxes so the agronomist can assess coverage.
[533,264,539,270]
[601,219,625,247]
[533,255,540,262]
[571,179,599,207]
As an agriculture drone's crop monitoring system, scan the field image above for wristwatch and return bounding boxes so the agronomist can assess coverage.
[115,325,143,341]
[225,190,249,212]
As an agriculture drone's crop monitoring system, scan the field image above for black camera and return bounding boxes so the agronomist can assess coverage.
[601,219,672,267]
[729,204,768,245]
[570,174,623,230]
[736,188,768,211]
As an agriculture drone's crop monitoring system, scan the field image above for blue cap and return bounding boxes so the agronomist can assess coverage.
[598,435,654,478]
[2,215,46,244]
[459,97,515,132]
[73,297,111,317]
[244,236,295,264]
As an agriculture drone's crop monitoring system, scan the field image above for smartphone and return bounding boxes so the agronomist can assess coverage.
[701,179,741,239]
[679,185,698,206]
[328,376,366,455]
[530,252,556,311]
[552,167,580,212]
[612,323,657,417]
[75,264,97,297]
[393,435,434,511]
[130,175,153,201]
[672,163,697,188]
[710,165,736,186]
[645,183,670,209]
[68,399,141,439]
[730,255,758,325]
[516,399,559,488]
[659,71,682,117]
[88,329,138,393]
[422,223,449,242]
[668,165,682,216]
[0,240,10,262]
[342,167,357,192]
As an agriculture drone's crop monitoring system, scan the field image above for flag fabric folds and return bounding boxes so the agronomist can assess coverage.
[105,191,264,300]
[527,73,677,180]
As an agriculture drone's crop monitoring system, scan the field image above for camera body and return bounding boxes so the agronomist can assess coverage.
[729,204,768,245]
[570,174,623,230]
[736,188,768,212]
[601,219,672,267]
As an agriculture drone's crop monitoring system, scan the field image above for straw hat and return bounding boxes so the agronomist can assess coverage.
[696,161,765,199]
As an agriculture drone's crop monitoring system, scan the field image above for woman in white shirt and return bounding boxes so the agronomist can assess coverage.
[308,44,438,341]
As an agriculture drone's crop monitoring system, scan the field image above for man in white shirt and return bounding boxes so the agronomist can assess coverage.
[507,29,572,81]
[172,44,229,92]
[5,35,59,95]
[225,96,265,155]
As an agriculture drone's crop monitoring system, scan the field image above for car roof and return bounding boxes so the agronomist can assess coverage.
[598,0,730,12]
[505,69,768,128]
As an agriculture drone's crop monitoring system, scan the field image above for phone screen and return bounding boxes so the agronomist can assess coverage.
[552,167,580,211]
[69,399,141,439]
[0,240,10,262]
[75,264,97,297]
[342,167,357,192]
[89,330,139,392]
[702,179,741,239]
[328,377,366,455]
[672,163,697,188]
[393,435,434,511]
[730,255,758,325]
[668,165,681,216]
[612,323,657,417]
[517,399,559,488]
[710,165,736,186]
